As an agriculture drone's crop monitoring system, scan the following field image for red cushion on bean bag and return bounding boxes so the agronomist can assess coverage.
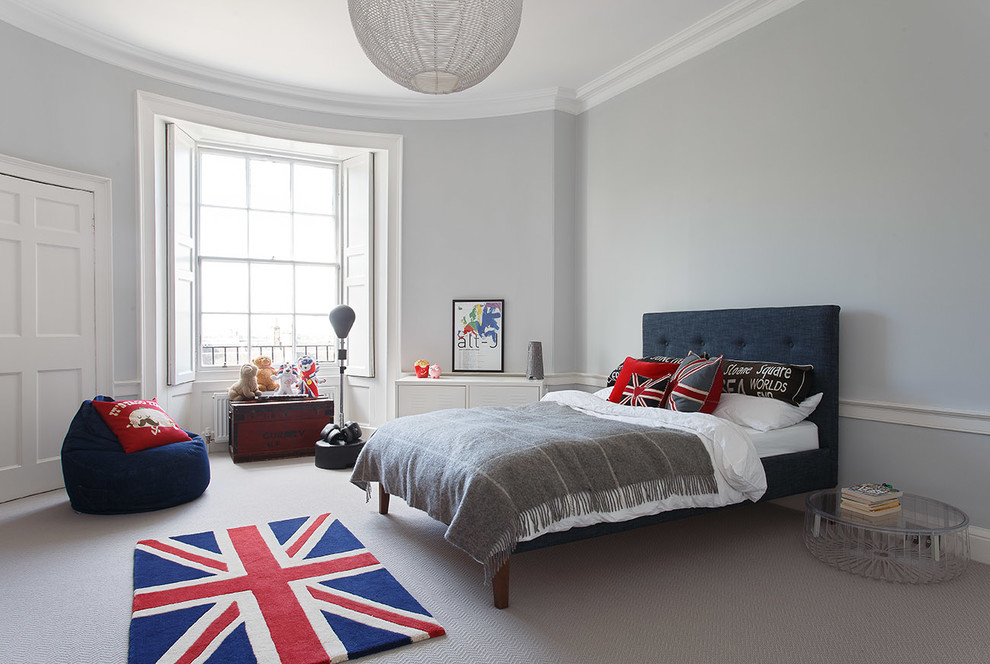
[90,399,191,453]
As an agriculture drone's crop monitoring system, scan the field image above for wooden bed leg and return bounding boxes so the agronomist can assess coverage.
[378,484,390,515]
[493,559,510,609]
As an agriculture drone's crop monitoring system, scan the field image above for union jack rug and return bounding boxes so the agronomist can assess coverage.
[128,513,445,664]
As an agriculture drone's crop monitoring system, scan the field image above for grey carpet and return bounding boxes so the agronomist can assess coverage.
[1,453,988,664]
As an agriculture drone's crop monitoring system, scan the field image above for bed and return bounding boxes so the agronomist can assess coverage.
[352,305,839,608]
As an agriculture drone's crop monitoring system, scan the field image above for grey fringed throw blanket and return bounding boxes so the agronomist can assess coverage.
[351,401,718,581]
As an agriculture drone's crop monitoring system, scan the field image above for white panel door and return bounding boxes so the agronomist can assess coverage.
[0,173,96,502]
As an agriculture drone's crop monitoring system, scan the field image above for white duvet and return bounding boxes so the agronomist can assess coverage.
[526,390,768,542]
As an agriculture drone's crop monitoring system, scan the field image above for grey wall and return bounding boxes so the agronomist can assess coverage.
[397,114,559,374]
[3,0,988,528]
[0,20,572,389]
[553,112,579,374]
[579,0,990,525]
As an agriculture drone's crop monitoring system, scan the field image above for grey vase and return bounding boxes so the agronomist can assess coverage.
[526,341,544,380]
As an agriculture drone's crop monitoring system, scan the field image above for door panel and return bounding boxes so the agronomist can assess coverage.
[0,173,96,502]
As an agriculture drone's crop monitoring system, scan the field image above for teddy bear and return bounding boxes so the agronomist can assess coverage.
[252,355,277,392]
[228,363,262,401]
[275,363,301,396]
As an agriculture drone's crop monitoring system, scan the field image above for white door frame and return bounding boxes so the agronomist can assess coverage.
[0,153,114,396]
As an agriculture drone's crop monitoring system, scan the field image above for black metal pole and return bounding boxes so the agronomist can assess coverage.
[337,345,347,425]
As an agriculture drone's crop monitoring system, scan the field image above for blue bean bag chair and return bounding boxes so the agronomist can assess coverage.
[61,396,210,514]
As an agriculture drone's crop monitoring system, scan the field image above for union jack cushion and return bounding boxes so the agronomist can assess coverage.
[665,352,724,414]
[607,357,678,408]
[605,355,681,386]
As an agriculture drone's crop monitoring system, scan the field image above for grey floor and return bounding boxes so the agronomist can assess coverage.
[2,453,989,664]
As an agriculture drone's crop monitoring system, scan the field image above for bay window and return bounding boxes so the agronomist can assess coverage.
[166,122,373,386]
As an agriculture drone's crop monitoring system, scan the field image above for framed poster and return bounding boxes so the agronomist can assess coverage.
[452,299,504,372]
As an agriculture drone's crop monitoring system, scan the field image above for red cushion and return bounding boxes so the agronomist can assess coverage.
[665,354,724,414]
[91,399,191,453]
[608,357,678,408]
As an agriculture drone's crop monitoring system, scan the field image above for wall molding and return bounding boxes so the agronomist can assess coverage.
[549,373,990,436]
[0,0,804,120]
[840,399,990,437]
[545,372,603,388]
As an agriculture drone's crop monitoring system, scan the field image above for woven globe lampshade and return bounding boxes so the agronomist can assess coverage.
[347,0,524,95]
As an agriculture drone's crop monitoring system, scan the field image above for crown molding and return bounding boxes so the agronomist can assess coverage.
[0,0,804,120]
[577,0,807,112]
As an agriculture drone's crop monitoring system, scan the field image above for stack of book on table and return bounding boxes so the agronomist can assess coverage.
[840,483,903,518]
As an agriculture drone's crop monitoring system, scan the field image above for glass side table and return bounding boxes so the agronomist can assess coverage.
[804,489,969,583]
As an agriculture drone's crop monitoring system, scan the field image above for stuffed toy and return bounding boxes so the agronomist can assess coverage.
[228,363,262,401]
[297,356,324,398]
[275,363,301,396]
[253,355,277,392]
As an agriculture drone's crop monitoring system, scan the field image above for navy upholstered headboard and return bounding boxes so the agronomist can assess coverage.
[642,305,840,498]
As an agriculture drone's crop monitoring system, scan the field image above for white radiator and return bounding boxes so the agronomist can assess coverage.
[212,392,231,443]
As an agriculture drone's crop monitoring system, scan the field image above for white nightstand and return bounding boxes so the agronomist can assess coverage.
[395,375,546,418]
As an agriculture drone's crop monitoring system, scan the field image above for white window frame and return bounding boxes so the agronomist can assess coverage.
[193,143,344,376]
[163,119,374,387]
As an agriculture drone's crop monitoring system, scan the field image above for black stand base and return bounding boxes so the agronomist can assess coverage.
[314,439,365,470]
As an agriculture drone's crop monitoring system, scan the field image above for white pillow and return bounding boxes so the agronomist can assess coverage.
[713,392,823,432]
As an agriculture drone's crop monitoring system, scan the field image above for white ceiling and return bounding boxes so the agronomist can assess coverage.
[0,0,802,118]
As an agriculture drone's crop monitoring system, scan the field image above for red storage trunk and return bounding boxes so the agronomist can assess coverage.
[228,397,333,463]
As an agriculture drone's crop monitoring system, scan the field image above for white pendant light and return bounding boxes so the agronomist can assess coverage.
[347,0,524,95]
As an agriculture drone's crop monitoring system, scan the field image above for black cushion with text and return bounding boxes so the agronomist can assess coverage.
[721,359,814,406]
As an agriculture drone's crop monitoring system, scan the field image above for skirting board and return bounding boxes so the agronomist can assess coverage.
[971,526,990,566]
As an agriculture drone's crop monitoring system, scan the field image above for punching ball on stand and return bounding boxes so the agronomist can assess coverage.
[315,304,365,469]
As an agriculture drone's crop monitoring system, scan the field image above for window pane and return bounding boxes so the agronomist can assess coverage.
[250,263,293,313]
[294,163,335,214]
[200,153,246,208]
[201,261,248,312]
[295,315,334,364]
[295,265,337,314]
[250,314,292,366]
[250,159,290,211]
[200,207,247,258]
[194,148,346,374]
[249,211,292,260]
[200,313,249,367]
[293,213,336,262]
